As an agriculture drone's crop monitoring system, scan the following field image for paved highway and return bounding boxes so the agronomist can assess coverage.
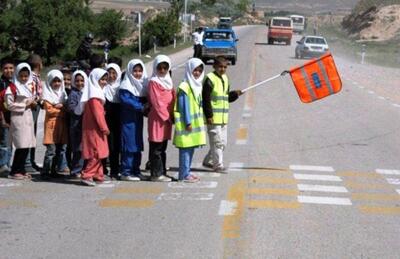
[1,25,399,258]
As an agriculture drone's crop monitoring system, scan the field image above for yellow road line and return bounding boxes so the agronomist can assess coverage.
[247,199,301,209]
[359,205,400,215]
[99,199,154,208]
[352,193,400,201]
[344,181,391,190]
[236,126,248,140]
[338,171,382,178]
[248,188,299,196]
[0,200,37,208]
[114,187,163,194]
[249,176,297,185]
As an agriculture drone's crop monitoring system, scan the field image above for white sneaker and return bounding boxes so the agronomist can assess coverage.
[151,175,172,182]
[120,175,140,181]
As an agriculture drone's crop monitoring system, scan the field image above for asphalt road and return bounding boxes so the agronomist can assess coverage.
[1,25,400,259]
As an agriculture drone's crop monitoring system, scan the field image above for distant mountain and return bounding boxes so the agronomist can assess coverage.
[255,0,359,13]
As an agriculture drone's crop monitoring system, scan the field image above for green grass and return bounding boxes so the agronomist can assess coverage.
[311,25,400,68]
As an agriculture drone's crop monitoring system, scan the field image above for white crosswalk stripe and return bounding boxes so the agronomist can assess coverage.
[297,184,348,193]
[298,195,352,206]
[290,165,335,172]
[294,174,342,182]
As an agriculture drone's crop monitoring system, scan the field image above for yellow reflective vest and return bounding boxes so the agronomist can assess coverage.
[207,72,229,124]
[173,82,206,148]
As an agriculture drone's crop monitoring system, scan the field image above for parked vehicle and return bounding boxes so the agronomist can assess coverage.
[290,15,306,34]
[218,17,232,29]
[267,17,293,45]
[295,36,329,59]
[200,28,238,65]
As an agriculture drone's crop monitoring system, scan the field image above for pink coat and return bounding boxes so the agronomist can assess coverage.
[82,98,109,159]
[147,80,175,142]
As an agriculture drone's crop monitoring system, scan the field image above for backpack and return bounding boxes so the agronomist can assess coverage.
[0,82,17,112]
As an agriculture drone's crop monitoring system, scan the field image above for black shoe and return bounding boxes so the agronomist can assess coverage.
[133,173,150,181]
[40,174,52,180]
[145,161,151,170]
[50,172,65,179]
[32,163,42,172]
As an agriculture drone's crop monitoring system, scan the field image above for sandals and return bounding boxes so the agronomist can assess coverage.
[183,174,200,183]
[8,173,26,180]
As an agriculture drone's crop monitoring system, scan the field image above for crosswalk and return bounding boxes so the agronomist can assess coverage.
[1,163,400,215]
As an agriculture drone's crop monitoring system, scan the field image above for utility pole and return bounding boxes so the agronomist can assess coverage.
[184,0,188,43]
[137,12,142,56]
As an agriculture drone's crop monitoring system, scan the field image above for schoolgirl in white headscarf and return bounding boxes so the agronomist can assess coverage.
[119,59,148,97]
[77,68,107,115]
[184,58,205,100]
[104,63,121,103]
[10,62,35,98]
[42,69,67,105]
[150,55,173,90]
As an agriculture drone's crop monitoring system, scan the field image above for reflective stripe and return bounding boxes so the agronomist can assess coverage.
[317,60,334,95]
[300,67,316,101]
[175,112,203,123]
[212,96,229,101]
[212,108,229,113]
[174,126,206,136]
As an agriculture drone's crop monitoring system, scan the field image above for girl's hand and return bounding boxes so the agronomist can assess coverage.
[103,129,110,136]
[186,124,192,132]
[55,103,63,109]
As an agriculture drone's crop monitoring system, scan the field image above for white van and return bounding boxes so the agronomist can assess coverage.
[290,15,306,34]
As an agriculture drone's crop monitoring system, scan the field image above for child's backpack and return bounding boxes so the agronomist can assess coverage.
[0,82,17,112]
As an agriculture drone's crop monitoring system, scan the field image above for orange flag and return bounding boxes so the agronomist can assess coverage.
[289,52,342,103]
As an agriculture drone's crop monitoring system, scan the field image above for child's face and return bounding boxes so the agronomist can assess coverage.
[98,74,108,89]
[74,75,85,91]
[63,73,72,88]
[156,62,169,77]
[107,68,117,83]
[132,65,143,80]
[2,63,14,79]
[51,78,62,90]
[18,70,30,84]
[213,61,228,76]
[192,65,203,79]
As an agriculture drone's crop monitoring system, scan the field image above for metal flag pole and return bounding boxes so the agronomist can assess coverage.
[241,71,289,93]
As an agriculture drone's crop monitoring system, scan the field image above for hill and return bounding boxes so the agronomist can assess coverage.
[255,0,359,14]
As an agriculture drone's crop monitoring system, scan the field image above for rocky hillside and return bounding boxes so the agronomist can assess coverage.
[342,3,400,41]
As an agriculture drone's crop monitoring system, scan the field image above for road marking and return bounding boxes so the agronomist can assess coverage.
[297,195,352,206]
[192,162,202,168]
[359,205,400,215]
[0,182,22,187]
[338,171,381,178]
[352,81,358,85]
[168,181,218,188]
[236,124,248,145]
[248,188,299,196]
[242,113,252,118]
[367,90,375,94]
[99,199,154,208]
[170,172,221,178]
[345,181,390,190]
[219,200,238,215]
[386,178,400,185]
[158,193,214,201]
[377,96,386,100]
[228,162,244,171]
[358,85,365,89]
[249,176,297,185]
[396,189,400,195]
[376,169,400,175]
[297,184,348,193]
[293,174,342,182]
[392,103,400,108]
[114,187,163,194]
[96,183,116,188]
[247,199,301,209]
[352,193,400,201]
[244,92,253,111]
[0,200,38,208]
[289,165,334,172]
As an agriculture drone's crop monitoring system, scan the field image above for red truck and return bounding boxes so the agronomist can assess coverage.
[267,17,293,45]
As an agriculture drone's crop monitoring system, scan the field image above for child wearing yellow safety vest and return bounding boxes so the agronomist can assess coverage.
[173,58,206,183]
[202,56,242,172]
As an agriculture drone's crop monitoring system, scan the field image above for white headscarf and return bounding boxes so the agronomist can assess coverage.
[150,55,173,90]
[76,68,107,115]
[72,70,88,91]
[119,59,148,97]
[10,62,35,98]
[184,58,205,99]
[42,69,67,105]
[104,63,121,103]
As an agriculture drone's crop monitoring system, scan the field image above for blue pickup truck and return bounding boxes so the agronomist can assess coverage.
[200,28,238,65]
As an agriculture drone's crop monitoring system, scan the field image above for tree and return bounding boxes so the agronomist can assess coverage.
[236,0,250,14]
[201,0,217,5]
[93,9,128,48]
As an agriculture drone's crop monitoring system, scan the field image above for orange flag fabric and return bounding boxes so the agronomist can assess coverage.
[289,52,342,103]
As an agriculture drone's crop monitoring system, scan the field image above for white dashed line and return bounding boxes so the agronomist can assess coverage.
[236,139,248,145]
[242,113,252,118]
[396,189,400,195]
[168,181,218,188]
[386,178,400,185]
[294,174,342,182]
[297,184,348,193]
[392,103,400,108]
[298,195,352,206]
[0,182,22,187]
[377,96,386,100]
[158,193,214,201]
[218,200,238,215]
[367,90,375,94]
[376,169,400,175]
[290,165,335,172]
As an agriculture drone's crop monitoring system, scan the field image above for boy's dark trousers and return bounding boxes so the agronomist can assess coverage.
[104,102,121,177]
[11,148,29,175]
[42,144,64,175]
[149,140,168,177]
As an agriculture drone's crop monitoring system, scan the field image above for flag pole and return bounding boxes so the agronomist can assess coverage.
[241,71,289,93]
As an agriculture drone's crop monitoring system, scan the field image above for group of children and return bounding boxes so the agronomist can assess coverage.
[0,53,242,186]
